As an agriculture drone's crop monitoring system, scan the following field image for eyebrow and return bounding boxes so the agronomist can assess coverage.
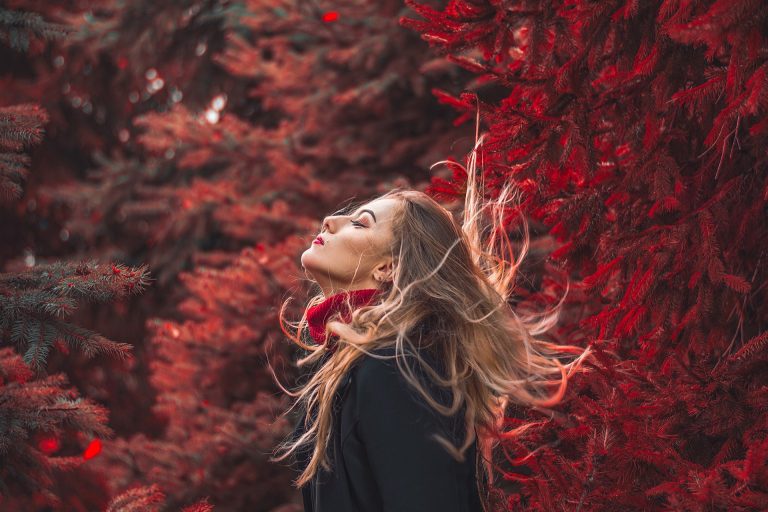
[354,209,377,222]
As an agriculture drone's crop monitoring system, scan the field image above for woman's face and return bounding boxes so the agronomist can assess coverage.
[301,197,398,298]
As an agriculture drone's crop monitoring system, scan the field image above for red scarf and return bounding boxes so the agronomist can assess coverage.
[306,288,383,354]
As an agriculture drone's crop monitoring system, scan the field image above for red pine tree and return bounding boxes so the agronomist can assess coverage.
[402,0,768,510]
[2,0,478,509]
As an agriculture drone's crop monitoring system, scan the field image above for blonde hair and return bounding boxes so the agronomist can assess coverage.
[270,114,594,511]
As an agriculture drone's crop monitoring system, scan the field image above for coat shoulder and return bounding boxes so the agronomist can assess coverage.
[354,346,434,387]
[353,345,454,416]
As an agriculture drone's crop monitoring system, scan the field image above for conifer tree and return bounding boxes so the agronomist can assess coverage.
[402,0,768,510]
[2,0,473,509]
[0,7,153,510]
[64,0,469,508]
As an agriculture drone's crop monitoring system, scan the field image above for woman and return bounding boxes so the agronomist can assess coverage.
[271,134,593,511]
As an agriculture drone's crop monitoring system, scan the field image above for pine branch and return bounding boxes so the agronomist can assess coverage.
[0,7,74,52]
[104,484,165,512]
[0,103,48,203]
[0,347,114,498]
[0,260,151,373]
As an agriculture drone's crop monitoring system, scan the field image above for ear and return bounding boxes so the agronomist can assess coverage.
[373,258,394,283]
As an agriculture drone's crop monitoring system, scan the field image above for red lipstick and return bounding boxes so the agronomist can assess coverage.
[314,236,324,245]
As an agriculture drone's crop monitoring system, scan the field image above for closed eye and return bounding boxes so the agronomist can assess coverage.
[351,220,365,227]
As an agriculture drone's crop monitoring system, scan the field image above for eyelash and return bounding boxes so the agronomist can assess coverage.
[320,218,365,231]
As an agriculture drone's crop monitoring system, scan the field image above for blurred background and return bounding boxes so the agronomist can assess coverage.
[1,0,766,511]
[0,1,491,510]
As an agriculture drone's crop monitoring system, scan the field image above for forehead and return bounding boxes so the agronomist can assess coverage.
[356,198,398,220]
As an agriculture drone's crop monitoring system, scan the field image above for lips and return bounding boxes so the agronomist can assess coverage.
[314,236,324,245]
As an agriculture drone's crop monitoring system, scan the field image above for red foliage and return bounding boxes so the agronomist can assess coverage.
[402,0,768,509]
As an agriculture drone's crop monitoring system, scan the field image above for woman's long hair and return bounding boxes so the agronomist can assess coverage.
[270,110,594,511]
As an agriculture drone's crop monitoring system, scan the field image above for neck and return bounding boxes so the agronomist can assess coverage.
[317,281,380,299]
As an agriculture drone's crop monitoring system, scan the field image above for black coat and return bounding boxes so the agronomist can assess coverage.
[289,339,485,512]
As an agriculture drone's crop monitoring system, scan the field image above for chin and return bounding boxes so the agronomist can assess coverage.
[299,252,314,269]
[300,256,323,275]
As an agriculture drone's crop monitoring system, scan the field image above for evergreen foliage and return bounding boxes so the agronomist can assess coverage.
[1,0,765,510]
[402,0,768,509]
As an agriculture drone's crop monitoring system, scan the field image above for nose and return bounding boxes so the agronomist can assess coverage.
[321,216,337,234]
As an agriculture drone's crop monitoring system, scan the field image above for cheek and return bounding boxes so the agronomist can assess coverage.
[347,233,371,252]
[342,231,377,254]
